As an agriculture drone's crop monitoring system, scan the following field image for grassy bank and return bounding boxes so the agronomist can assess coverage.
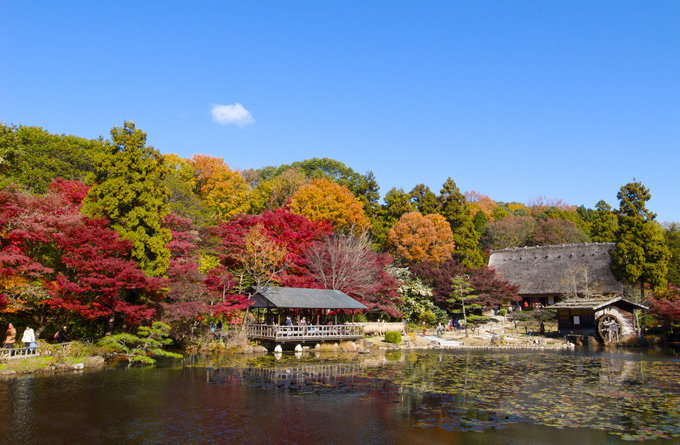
[0,341,106,376]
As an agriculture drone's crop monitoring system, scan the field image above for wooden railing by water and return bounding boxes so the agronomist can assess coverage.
[244,324,364,342]
[1,342,71,361]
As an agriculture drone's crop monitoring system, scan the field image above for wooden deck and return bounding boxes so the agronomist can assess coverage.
[244,324,364,343]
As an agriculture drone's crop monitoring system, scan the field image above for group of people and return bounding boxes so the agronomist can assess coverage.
[2,324,68,351]
[2,323,36,352]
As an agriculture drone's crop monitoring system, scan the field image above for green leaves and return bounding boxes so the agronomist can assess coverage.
[97,322,182,365]
[611,181,670,293]
[82,121,171,277]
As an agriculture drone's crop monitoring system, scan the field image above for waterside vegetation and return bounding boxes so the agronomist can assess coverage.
[0,122,678,357]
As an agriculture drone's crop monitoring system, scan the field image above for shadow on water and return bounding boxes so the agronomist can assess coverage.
[0,348,679,443]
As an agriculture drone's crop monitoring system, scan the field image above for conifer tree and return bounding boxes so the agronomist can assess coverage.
[83,121,172,277]
[590,200,618,243]
[439,178,484,267]
[610,181,670,300]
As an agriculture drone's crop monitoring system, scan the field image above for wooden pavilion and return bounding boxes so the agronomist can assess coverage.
[243,286,367,344]
[550,296,647,344]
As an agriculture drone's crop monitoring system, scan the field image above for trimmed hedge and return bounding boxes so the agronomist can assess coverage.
[384,331,402,344]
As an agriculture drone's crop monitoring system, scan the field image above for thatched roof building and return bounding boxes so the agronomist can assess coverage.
[488,243,623,306]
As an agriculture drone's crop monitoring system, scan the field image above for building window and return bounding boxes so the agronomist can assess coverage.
[573,315,580,325]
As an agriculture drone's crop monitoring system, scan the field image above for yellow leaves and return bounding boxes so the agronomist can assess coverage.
[0,275,28,294]
[191,154,250,221]
[465,190,497,217]
[387,212,455,264]
[249,168,310,213]
[198,255,221,274]
[288,178,369,232]
[243,224,287,275]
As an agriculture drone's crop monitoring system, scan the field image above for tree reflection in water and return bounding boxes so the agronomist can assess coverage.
[204,349,680,442]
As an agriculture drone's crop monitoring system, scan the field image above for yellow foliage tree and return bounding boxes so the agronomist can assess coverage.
[191,154,250,221]
[249,168,310,213]
[387,212,455,264]
[288,178,369,232]
[465,190,497,217]
[232,224,288,292]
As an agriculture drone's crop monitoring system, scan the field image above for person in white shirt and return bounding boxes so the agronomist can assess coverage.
[22,326,35,348]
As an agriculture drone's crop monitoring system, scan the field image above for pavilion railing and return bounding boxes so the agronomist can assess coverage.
[244,324,364,341]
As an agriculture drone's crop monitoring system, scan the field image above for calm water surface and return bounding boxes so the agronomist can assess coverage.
[1,347,679,444]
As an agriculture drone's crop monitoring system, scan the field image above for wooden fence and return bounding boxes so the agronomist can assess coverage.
[1,342,71,361]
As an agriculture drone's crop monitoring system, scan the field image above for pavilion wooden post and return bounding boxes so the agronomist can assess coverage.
[241,306,250,329]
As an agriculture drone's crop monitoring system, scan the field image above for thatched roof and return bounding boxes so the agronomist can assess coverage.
[488,243,623,296]
[550,296,647,311]
[248,286,367,310]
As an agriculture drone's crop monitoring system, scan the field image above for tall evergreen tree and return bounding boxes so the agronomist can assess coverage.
[409,184,440,215]
[356,171,381,217]
[82,121,172,277]
[663,223,680,286]
[590,200,618,243]
[438,178,484,267]
[371,188,414,249]
[610,181,670,300]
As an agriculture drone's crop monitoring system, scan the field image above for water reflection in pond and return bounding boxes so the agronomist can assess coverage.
[1,348,678,443]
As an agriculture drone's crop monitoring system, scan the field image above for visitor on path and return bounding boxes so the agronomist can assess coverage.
[437,322,443,337]
[448,319,453,331]
[22,326,36,354]
[539,322,545,335]
[54,326,67,343]
[3,323,15,348]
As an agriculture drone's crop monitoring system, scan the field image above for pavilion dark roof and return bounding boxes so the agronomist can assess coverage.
[488,243,623,296]
[550,296,647,311]
[248,286,367,310]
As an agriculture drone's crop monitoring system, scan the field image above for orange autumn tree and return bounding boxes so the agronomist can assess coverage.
[191,154,250,221]
[288,178,369,232]
[465,190,497,218]
[387,212,455,264]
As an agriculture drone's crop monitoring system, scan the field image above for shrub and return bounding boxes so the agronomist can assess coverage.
[498,308,508,317]
[384,331,401,344]
[97,322,183,365]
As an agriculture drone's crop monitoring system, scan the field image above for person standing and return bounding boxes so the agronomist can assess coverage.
[55,326,67,343]
[22,326,35,348]
[3,323,16,348]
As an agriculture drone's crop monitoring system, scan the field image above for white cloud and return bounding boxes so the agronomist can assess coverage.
[210,103,254,127]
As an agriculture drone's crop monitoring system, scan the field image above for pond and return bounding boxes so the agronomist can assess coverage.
[1,347,679,443]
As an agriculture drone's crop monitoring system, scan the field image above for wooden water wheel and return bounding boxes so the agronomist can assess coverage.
[597,314,621,344]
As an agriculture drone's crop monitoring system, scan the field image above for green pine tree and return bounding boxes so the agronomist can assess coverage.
[590,200,618,243]
[610,181,670,301]
[447,275,487,336]
[83,121,172,277]
[439,178,484,267]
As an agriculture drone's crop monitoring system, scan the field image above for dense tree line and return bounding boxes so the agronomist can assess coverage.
[0,122,677,340]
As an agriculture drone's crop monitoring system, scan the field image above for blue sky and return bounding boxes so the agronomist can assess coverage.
[1,2,679,221]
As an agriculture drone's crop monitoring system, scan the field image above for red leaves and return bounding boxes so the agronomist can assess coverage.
[0,180,160,325]
[211,208,332,280]
[649,284,680,328]
[411,259,520,309]
[48,178,90,206]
